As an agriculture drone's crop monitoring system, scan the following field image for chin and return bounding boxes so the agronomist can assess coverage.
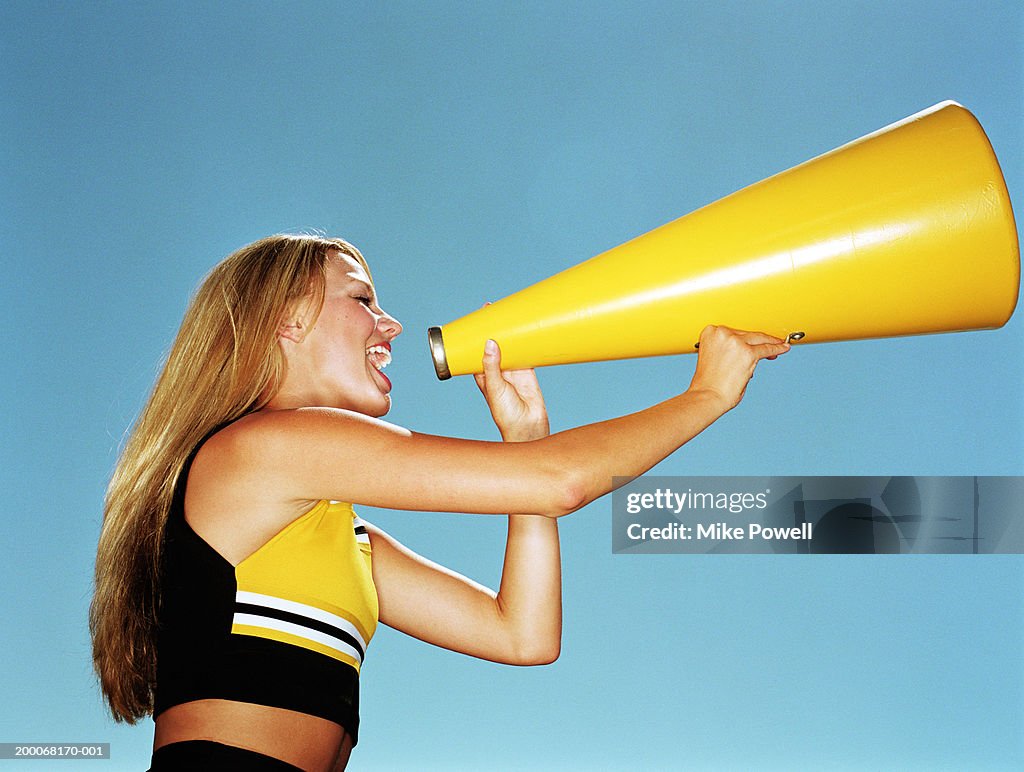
[365,394,392,418]
[333,390,391,417]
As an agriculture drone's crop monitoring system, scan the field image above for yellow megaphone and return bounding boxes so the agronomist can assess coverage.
[427,101,1019,379]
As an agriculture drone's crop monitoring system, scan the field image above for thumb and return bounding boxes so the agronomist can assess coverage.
[480,339,506,398]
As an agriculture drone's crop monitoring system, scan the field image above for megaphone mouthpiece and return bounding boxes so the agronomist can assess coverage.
[427,326,452,381]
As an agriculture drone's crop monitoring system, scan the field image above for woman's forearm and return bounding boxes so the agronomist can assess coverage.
[525,325,788,513]
[491,423,561,664]
[494,513,561,664]
[533,387,729,512]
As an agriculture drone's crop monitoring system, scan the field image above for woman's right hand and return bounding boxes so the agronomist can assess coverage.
[687,325,790,411]
[473,339,550,443]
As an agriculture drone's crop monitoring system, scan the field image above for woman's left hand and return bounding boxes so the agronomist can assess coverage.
[474,338,550,443]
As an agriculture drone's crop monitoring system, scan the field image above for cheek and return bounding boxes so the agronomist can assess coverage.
[326,308,369,339]
[353,310,377,338]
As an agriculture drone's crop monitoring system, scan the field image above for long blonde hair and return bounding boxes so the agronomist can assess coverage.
[90,234,370,723]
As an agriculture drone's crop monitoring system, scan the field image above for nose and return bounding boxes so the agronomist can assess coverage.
[377,310,402,341]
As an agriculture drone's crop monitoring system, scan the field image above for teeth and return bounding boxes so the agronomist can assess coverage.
[366,344,392,371]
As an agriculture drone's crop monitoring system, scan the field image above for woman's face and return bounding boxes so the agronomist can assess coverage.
[281,251,402,416]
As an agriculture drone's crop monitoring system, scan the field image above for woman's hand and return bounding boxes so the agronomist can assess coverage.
[474,339,550,443]
[688,324,791,411]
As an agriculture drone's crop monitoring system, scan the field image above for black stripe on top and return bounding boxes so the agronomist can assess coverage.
[234,601,366,659]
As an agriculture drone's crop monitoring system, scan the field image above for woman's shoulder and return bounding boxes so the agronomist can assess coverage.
[190,406,398,501]
[200,408,342,459]
[185,411,328,565]
[202,407,411,475]
[191,410,303,485]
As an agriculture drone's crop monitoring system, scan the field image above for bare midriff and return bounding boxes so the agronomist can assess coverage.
[153,699,353,772]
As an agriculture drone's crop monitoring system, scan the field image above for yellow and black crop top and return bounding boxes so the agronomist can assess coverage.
[153,439,378,745]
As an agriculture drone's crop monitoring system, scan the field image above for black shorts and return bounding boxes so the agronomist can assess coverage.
[147,740,303,771]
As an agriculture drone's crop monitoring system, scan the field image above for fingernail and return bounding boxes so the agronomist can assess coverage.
[485,339,497,355]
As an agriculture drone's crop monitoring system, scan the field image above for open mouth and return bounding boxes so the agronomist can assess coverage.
[366,343,392,371]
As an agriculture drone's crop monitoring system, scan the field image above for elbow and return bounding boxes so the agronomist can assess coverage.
[497,601,562,666]
[544,467,588,518]
[519,649,560,667]
[531,639,561,666]
[510,637,561,666]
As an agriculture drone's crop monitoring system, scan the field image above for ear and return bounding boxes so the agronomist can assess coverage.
[277,316,305,344]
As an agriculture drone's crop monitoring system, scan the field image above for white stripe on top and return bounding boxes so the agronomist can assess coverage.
[235,590,369,652]
[352,516,370,545]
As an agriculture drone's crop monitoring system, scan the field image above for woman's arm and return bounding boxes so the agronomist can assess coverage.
[364,350,560,665]
[364,514,560,665]
[474,352,561,663]
[203,325,789,519]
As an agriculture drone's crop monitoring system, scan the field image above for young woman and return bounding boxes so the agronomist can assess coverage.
[90,234,789,771]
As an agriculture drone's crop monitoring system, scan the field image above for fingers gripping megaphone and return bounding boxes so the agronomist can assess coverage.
[427,101,1019,379]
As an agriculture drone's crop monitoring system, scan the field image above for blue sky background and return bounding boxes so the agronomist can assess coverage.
[2,1,1022,769]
